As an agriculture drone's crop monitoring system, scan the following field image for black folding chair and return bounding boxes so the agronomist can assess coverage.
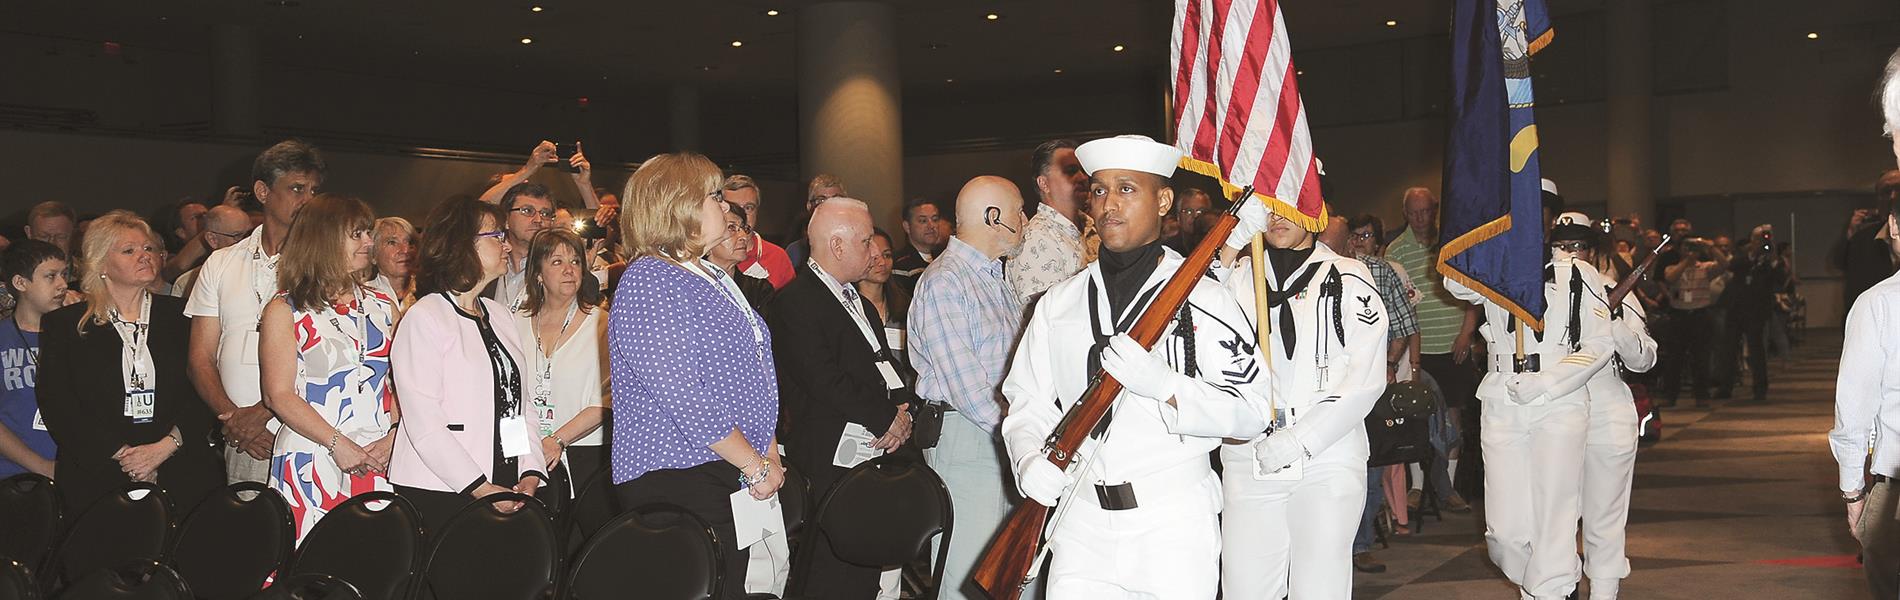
[45,483,173,594]
[413,493,558,600]
[560,503,719,600]
[0,474,61,573]
[788,455,953,599]
[0,557,39,600]
[247,573,363,600]
[169,482,294,600]
[53,560,191,600]
[284,492,423,600]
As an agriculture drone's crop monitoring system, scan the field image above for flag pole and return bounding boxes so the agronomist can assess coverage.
[1251,232,1273,420]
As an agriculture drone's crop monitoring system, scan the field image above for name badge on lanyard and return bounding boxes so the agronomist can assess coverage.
[499,415,532,458]
[125,389,156,424]
[874,361,905,390]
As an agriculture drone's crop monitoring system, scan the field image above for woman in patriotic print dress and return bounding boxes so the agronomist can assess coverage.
[259,194,399,542]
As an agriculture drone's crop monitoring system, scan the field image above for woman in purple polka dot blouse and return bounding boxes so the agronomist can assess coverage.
[607,152,782,597]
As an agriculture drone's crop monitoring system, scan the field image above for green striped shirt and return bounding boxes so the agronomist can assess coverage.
[1386,233,1467,353]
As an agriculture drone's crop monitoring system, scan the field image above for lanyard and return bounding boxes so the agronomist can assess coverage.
[326,288,376,392]
[807,259,881,351]
[534,302,579,392]
[110,292,154,390]
[686,260,767,360]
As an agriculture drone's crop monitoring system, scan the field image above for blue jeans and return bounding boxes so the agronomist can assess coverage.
[1354,466,1382,554]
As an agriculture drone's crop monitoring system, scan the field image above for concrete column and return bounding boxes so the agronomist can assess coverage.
[669,84,701,152]
[210,24,261,138]
[796,1,903,233]
[1605,0,1654,223]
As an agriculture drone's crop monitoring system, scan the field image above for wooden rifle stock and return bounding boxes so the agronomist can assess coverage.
[970,198,1245,600]
[1606,235,1670,308]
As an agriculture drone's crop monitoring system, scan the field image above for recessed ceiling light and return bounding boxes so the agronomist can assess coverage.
[520,37,533,44]
[1053,68,1063,74]
[986,13,1000,21]
[1806,32,1819,39]
[766,9,779,16]
[530,5,543,12]
[730,40,743,47]
[945,78,955,83]
[1113,44,1125,52]
[1385,19,1398,27]
[699,65,717,71]
[1296,70,1304,75]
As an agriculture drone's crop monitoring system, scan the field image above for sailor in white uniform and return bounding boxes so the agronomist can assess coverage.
[1001,135,1272,600]
[1445,225,1614,600]
[1213,198,1389,600]
[1548,212,1657,600]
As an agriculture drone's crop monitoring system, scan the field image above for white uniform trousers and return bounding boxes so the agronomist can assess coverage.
[1482,396,1587,600]
[1217,427,1368,600]
[1580,383,1638,597]
[924,412,1040,599]
[1044,474,1221,600]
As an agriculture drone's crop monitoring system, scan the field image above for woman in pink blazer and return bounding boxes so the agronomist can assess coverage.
[389,197,546,532]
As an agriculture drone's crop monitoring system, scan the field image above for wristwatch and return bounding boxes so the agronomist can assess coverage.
[1845,489,1869,504]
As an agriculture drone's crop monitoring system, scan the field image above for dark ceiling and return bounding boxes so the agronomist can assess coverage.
[4,0,1513,99]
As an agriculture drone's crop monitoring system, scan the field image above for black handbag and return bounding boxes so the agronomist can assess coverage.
[912,402,947,450]
[1366,414,1434,467]
[1370,381,1436,421]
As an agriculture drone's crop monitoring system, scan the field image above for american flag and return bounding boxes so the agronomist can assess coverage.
[1171,0,1327,231]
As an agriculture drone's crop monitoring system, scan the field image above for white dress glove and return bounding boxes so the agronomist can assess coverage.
[1224,196,1269,250]
[1100,334,1181,402]
[1505,373,1548,405]
[1611,323,1642,354]
[1253,432,1307,475]
[1015,454,1074,507]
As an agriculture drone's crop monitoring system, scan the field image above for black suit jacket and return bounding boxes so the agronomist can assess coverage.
[38,295,221,513]
[765,264,914,472]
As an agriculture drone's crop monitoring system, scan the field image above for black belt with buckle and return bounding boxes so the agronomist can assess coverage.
[1095,482,1139,511]
[1515,354,1541,373]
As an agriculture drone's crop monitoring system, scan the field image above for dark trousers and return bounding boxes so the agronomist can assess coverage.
[536,445,607,515]
[395,484,475,538]
[1658,307,1715,400]
[613,461,750,600]
[1717,313,1770,398]
[1862,477,1900,599]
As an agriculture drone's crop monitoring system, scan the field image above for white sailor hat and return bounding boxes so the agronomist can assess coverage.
[1541,178,1561,196]
[1075,135,1182,178]
[1553,211,1591,227]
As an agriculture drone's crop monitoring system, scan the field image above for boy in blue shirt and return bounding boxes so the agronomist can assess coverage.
[0,239,68,478]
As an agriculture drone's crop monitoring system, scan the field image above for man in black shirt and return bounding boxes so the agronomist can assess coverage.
[1834,170,1900,317]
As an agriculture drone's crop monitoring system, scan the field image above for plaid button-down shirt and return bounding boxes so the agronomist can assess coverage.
[908,238,1021,433]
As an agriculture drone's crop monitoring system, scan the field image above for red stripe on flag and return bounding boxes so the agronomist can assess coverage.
[1171,0,1203,128]
[1254,60,1303,194]
[1214,0,1278,171]
[1190,0,1234,160]
[1295,150,1324,217]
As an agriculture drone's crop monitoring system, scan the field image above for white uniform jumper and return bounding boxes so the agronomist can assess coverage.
[1216,243,1389,600]
[1575,279,1657,599]
[1447,259,1613,600]
[1002,248,1272,600]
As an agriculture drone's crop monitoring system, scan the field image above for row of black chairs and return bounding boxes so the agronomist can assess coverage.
[0,454,953,600]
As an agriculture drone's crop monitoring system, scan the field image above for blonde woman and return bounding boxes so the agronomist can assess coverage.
[37,212,220,513]
[368,217,419,315]
[259,195,399,541]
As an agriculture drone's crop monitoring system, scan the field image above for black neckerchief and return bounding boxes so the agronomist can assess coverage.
[1099,240,1165,317]
[1262,246,1320,356]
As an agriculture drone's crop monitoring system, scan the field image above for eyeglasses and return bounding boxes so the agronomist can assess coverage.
[1350,231,1377,240]
[725,221,753,235]
[206,229,250,242]
[1549,241,1590,253]
[1178,208,1210,218]
[476,230,508,241]
[510,206,557,220]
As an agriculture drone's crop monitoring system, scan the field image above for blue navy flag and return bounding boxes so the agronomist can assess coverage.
[1438,0,1553,330]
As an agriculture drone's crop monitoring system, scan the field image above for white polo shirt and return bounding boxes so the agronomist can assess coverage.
[183,225,279,410]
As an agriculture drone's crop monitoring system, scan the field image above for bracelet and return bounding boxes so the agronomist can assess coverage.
[1846,489,1869,504]
[326,432,342,455]
[169,431,183,449]
[737,455,773,488]
[550,434,569,450]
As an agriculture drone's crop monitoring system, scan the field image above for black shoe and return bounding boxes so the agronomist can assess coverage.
[1353,552,1387,573]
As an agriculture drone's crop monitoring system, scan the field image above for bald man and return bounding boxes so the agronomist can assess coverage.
[767,198,920,598]
[910,176,1033,599]
[168,206,252,298]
